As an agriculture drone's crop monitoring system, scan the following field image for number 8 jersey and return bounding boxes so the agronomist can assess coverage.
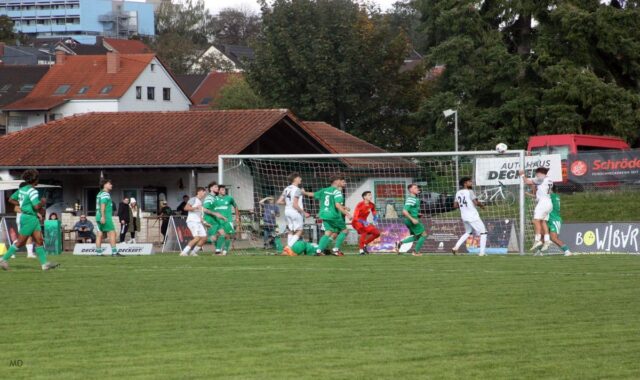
[455,189,480,222]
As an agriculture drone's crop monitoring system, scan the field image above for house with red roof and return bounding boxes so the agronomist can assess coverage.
[176,72,242,109]
[2,51,191,132]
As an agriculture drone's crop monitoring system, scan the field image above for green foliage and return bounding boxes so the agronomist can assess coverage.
[0,15,17,43]
[2,255,640,378]
[211,76,268,109]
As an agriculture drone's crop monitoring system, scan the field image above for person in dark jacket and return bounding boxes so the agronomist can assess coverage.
[118,197,130,243]
[176,195,189,216]
[158,201,173,241]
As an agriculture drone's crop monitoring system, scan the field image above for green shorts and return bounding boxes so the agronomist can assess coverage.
[205,219,219,236]
[548,220,562,234]
[218,221,235,234]
[96,217,115,233]
[404,218,425,236]
[19,214,40,236]
[323,219,346,233]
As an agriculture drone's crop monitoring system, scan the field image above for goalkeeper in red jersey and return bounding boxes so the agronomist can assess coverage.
[352,191,381,255]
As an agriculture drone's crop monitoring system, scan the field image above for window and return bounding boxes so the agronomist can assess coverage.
[162,87,171,101]
[0,84,11,92]
[77,86,90,94]
[150,63,155,72]
[19,84,35,93]
[99,85,113,94]
[54,84,71,95]
[147,86,155,100]
[200,97,212,105]
[8,116,28,133]
[136,86,142,100]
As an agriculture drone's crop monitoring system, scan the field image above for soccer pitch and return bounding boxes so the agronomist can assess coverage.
[1,255,639,379]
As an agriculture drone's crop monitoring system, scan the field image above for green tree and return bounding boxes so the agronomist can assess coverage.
[212,8,261,46]
[0,15,17,43]
[211,76,268,109]
[248,0,418,148]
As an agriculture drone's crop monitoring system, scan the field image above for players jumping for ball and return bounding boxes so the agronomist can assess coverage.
[0,169,59,270]
[352,191,380,255]
[520,167,554,252]
[546,187,573,256]
[452,177,487,256]
[395,183,426,256]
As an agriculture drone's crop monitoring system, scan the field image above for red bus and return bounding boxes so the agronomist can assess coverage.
[527,134,630,183]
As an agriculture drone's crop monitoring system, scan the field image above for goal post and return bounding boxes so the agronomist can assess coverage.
[218,151,527,255]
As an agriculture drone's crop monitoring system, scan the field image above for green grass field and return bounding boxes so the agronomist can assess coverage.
[1,254,639,379]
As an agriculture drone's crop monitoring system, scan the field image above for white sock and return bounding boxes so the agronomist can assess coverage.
[454,233,470,250]
[286,235,293,247]
[192,246,201,253]
[544,234,550,243]
[181,246,191,255]
[535,234,541,242]
[289,235,300,247]
[26,244,34,255]
[480,234,487,255]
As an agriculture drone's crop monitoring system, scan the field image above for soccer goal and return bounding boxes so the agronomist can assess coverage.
[218,151,528,255]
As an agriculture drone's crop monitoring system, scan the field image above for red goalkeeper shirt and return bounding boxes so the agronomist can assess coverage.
[353,201,376,226]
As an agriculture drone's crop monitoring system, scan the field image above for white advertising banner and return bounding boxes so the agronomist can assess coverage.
[475,154,563,186]
[73,243,154,256]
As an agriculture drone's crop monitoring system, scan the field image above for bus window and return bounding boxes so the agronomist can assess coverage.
[531,145,569,159]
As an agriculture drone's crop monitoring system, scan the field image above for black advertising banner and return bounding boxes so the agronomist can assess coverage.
[560,223,640,253]
[567,150,640,183]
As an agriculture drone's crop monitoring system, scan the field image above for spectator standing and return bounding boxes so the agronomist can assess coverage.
[177,195,189,216]
[260,197,280,249]
[118,197,130,243]
[158,201,173,240]
[73,214,96,243]
[129,198,141,243]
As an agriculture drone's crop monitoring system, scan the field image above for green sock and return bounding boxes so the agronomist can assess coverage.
[95,246,103,254]
[415,236,426,252]
[561,245,569,252]
[224,238,232,251]
[401,236,416,244]
[318,235,332,251]
[2,244,17,261]
[334,232,347,250]
[111,246,118,255]
[35,246,47,265]
[216,237,225,251]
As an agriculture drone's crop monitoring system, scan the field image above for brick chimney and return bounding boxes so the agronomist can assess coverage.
[55,50,66,65]
[107,51,120,74]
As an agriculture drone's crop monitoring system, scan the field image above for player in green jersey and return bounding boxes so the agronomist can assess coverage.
[0,169,59,271]
[303,175,352,256]
[545,188,572,256]
[213,185,238,255]
[395,183,427,256]
[202,182,226,253]
[95,178,122,257]
[283,240,319,256]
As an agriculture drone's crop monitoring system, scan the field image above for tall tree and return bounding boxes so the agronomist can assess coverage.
[0,15,17,43]
[212,8,261,46]
[249,0,419,150]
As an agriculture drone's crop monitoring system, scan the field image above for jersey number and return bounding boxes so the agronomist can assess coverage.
[324,195,330,207]
[457,196,468,207]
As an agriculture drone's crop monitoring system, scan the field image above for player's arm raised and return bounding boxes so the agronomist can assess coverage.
[519,169,535,185]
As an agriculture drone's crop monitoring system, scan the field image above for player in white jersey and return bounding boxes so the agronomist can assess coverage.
[520,167,554,252]
[277,172,310,249]
[180,187,208,257]
[452,177,488,256]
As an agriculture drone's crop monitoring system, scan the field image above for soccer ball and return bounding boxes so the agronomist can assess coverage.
[495,143,508,154]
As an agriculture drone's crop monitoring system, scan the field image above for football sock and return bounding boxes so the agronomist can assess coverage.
[535,234,541,242]
[561,245,569,252]
[480,233,487,255]
[2,244,17,261]
[216,237,225,251]
[401,236,416,244]
[193,246,202,254]
[359,234,366,249]
[415,235,426,252]
[289,235,299,247]
[454,233,470,250]
[334,232,347,250]
[35,245,47,265]
[224,238,231,252]
[181,246,191,255]
[26,244,34,255]
[317,235,332,252]
[111,246,118,255]
[544,234,550,243]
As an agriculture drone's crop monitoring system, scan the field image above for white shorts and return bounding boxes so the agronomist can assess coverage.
[285,209,304,232]
[463,219,487,235]
[534,199,553,221]
[187,221,206,237]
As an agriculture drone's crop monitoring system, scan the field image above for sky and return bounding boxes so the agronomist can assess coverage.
[135,0,398,14]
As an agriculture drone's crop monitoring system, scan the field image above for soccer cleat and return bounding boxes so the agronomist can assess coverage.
[529,241,543,251]
[179,252,189,257]
[112,252,125,257]
[0,260,9,271]
[411,252,422,257]
[363,247,369,255]
[189,252,199,257]
[27,253,37,259]
[451,248,458,256]
[564,251,573,257]
[479,253,487,257]
[42,262,60,271]
[11,254,16,259]
[331,250,344,256]
[221,251,228,256]
[315,250,325,256]
[541,241,551,252]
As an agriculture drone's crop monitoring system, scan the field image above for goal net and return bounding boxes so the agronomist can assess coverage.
[218,152,528,255]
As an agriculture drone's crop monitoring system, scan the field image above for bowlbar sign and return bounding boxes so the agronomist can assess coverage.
[561,223,640,254]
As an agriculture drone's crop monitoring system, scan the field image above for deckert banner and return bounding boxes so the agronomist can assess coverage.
[560,223,640,254]
[567,150,640,183]
[475,154,562,186]
[73,243,154,255]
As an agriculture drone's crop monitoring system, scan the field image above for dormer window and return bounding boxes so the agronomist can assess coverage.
[99,85,113,94]
[77,86,90,94]
[54,84,70,95]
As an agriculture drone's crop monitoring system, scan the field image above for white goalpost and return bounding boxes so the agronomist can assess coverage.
[218,151,528,255]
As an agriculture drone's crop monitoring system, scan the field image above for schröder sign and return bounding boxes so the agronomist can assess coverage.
[560,223,640,254]
[73,243,154,255]
[567,149,640,183]
[475,154,562,186]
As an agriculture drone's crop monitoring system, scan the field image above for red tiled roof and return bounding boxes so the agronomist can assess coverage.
[191,72,242,108]
[103,38,153,54]
[301,121,386,154]
[3,54,155,111]
[0,110,313,167]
